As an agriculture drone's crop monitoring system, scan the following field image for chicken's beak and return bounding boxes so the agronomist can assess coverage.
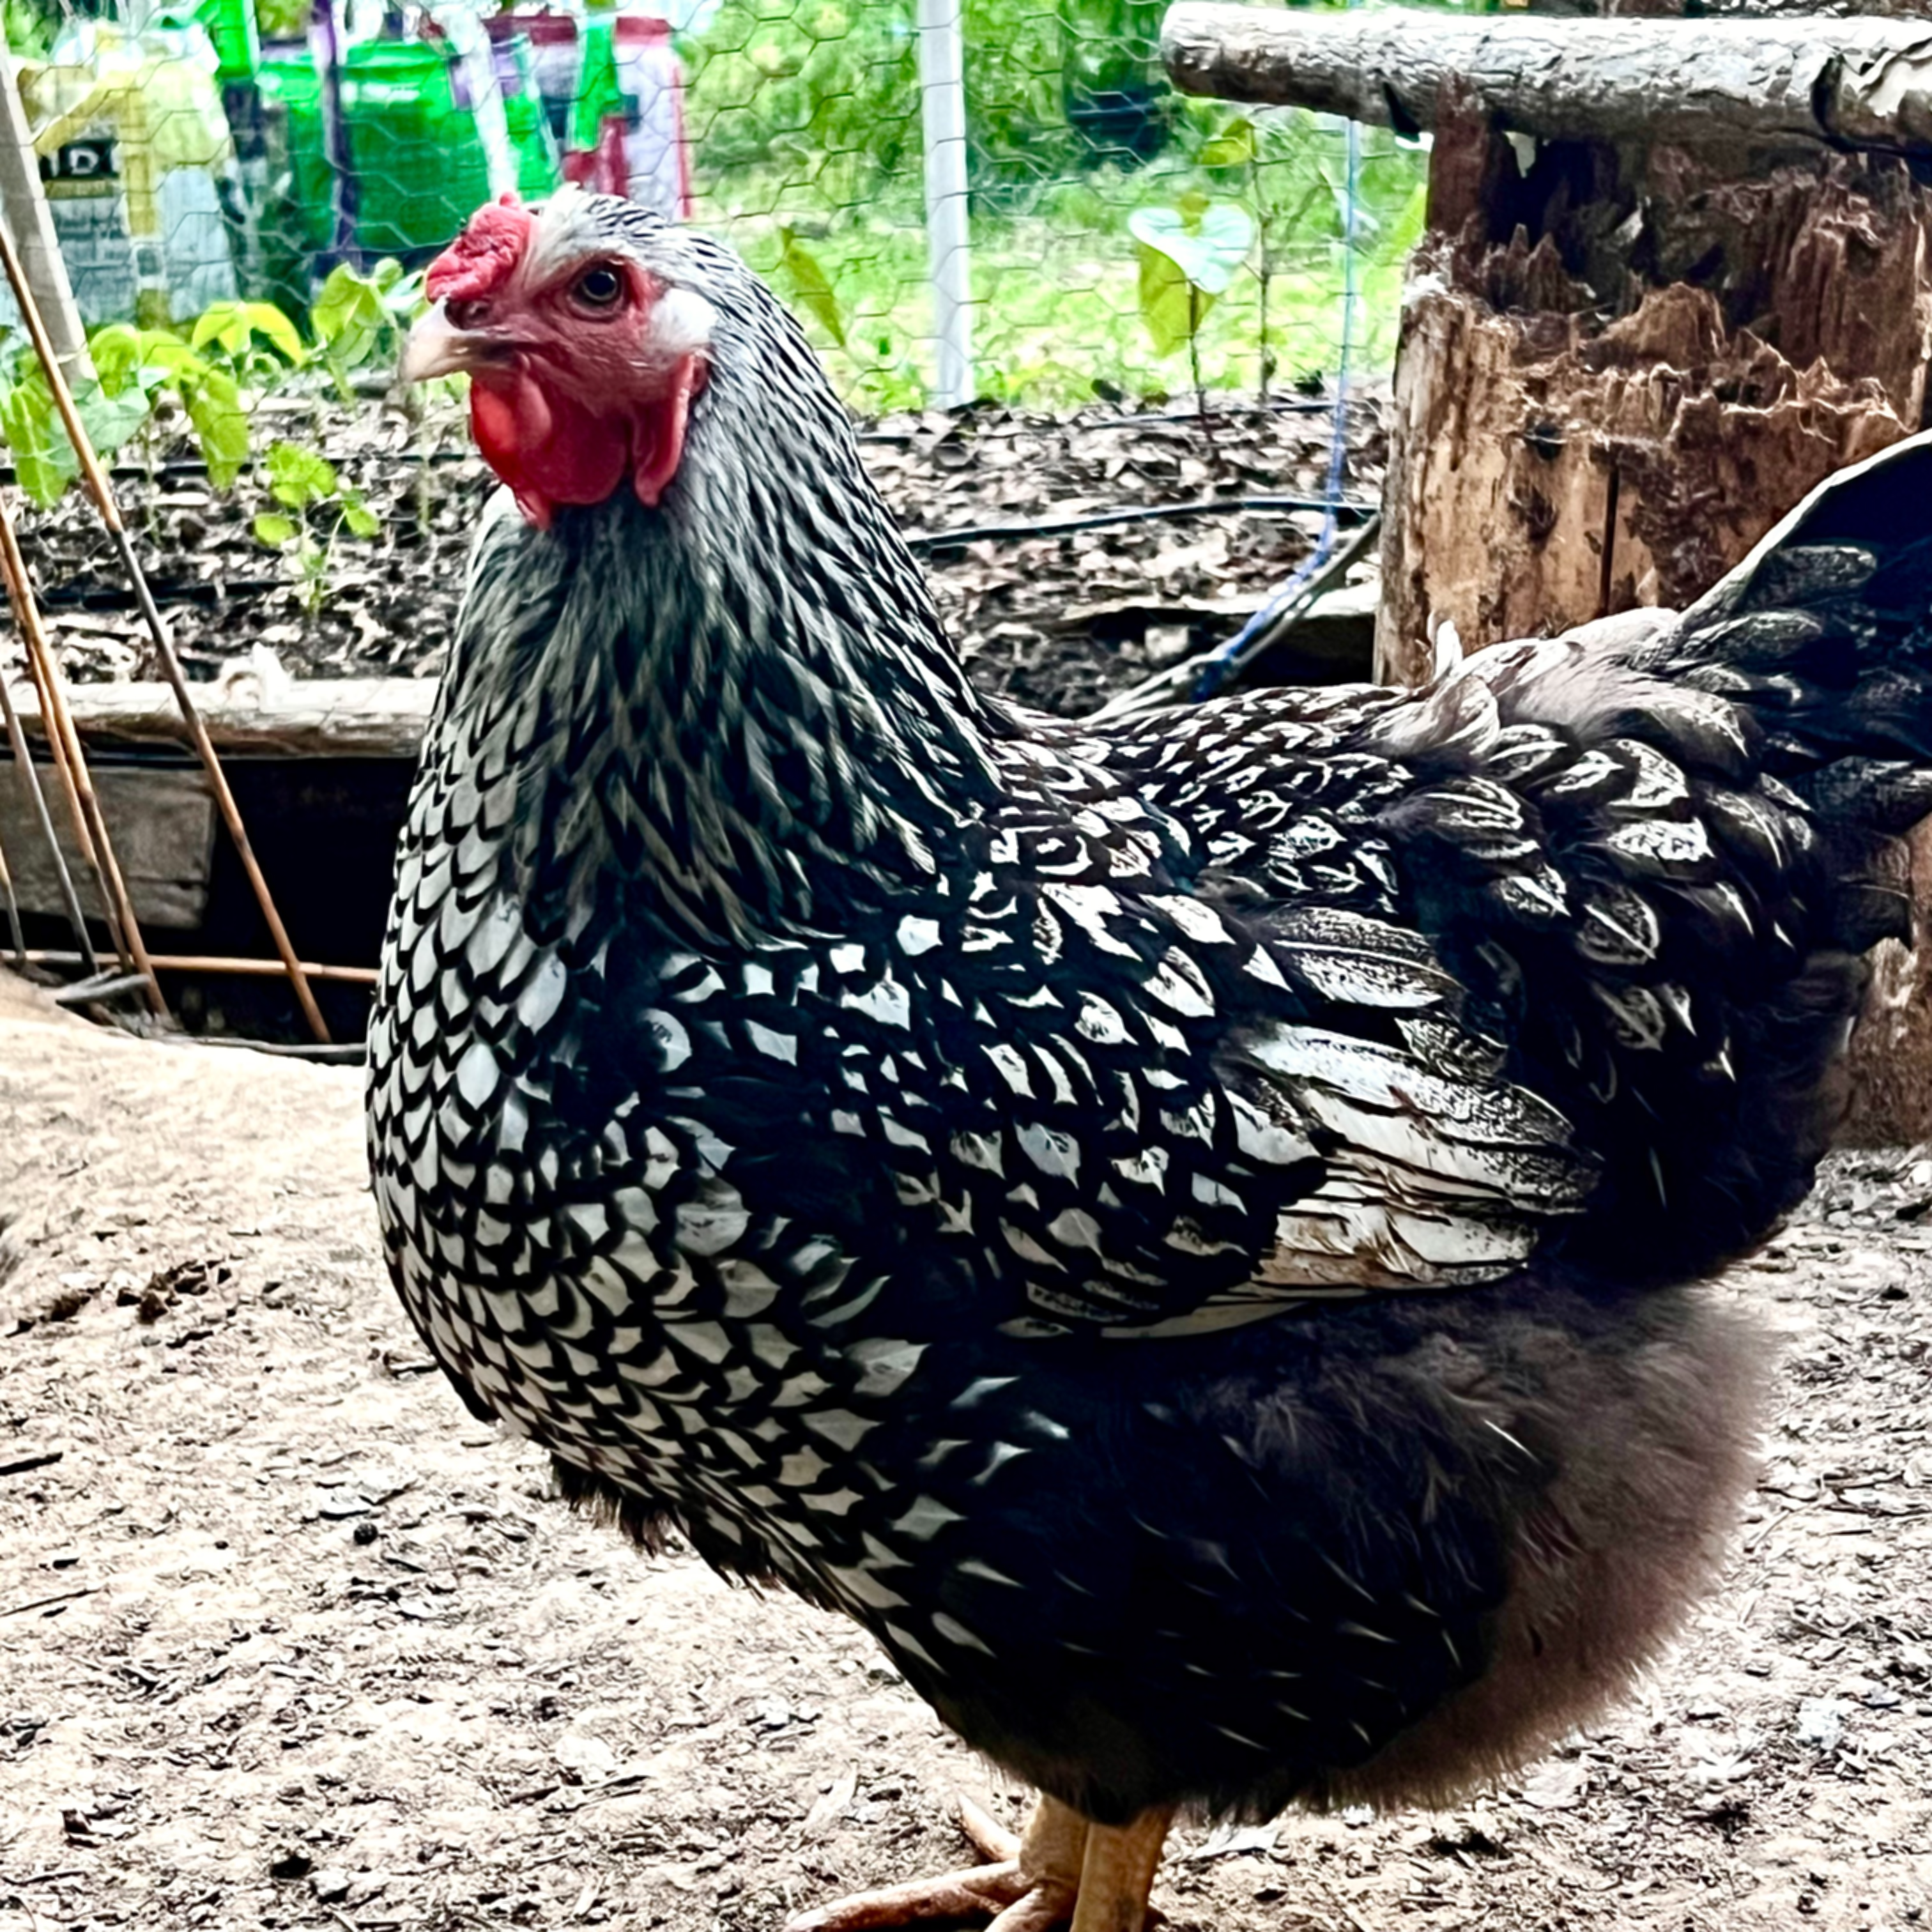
[401,302,492,383]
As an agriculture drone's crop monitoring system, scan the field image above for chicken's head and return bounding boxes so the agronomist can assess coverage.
[402,189,717,530]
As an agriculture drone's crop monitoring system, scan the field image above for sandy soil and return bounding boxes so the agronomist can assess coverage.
[3,967,1931,1932]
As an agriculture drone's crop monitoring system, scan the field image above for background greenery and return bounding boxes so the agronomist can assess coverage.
[0,0,1436,570]
[679,0,1429,404]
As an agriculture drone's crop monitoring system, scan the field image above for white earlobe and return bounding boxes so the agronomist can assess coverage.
[654,288,719,362]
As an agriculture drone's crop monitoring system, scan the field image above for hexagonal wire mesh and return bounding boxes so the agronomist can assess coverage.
[676,0,1427,411]
[0,0,1435,719]
[3,0,1430,412]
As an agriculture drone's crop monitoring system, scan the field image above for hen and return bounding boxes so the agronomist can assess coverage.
[371,188,1932,1932]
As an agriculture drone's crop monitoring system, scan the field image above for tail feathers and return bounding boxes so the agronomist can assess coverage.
[1655,430,1932,818]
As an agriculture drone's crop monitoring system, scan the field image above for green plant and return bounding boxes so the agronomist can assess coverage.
[680,0,1101,206]
[190,299,305,381]
[252,440,381,614]
[0,257,426,510]
[310,261,424,397]
[778,228,848,348]
[95,321,252,489]
[3,0,56,57]
[1128,191,1254,412]
[1194,103,1427,396]
[0,321,251,507]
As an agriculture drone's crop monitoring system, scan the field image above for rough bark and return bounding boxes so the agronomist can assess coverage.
[1374,118,1932,683]
[1162,7,1932,154]
[1165,12,1932,1139]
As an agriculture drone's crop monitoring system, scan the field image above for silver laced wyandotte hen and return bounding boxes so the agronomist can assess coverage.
[372,187,1932,1932]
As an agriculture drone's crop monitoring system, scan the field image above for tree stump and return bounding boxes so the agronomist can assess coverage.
[1377,107,1932,683]
[1375,96,1932,1140]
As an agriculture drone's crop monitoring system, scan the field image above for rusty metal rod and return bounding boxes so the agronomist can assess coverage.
[14,629,131,967]
[0,216,331,1044]
[0,492,162,1011]
[12,620,126,963]
[23,948,378,987]
[0,663,92,967]
[0,827,23,965]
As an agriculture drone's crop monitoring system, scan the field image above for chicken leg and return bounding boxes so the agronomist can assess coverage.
[785,1794,1173,1932]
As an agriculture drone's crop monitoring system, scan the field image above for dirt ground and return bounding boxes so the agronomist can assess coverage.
[11,390,1381,718]
[3,966,1931,1932]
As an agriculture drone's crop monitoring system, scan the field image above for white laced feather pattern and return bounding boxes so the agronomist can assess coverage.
[1077,615,1779,1341]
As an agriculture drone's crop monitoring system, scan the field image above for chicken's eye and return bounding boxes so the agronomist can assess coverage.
[574,265,625,310]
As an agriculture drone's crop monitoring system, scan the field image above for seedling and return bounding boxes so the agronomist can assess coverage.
[252,439,382,615]
[310,261,424,402]
[1128,190,1254,414]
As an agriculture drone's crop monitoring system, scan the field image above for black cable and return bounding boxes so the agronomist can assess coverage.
[905,494,1376,551]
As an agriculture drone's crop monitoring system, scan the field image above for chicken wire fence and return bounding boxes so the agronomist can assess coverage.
[0,0,1440,714]
[2,0,1432,419]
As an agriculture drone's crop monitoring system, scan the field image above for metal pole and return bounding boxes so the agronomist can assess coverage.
[0,217,331,1042]
[916,0,974,410]
[0,42,90,384]
[0,663,99,972]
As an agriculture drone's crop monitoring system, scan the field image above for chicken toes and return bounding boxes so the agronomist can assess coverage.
[784,1797,1172,1932]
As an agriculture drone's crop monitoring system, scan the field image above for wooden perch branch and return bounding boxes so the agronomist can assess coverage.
[1161,8,1932,155]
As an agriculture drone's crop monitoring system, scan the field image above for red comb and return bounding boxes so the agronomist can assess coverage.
[426,195,533,303]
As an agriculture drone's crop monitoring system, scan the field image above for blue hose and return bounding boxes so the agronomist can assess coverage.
[1193,105,1362,702]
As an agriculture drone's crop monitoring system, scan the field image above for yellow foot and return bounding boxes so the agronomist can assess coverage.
[783,1795,1172,1932]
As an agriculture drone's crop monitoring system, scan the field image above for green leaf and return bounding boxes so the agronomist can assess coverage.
[777,227,847,348]
[73,381,155,463]
[310,263,389,368]
[188,303,229,354]
[0,380,71,505]
[135,332,205,384]
[340,494,381,539]
[1128,203,1255,298]
[191,300,302,365]
[1133,241,1201,358]
[89,323,143,395]
[242,302,304,364]
[1383,176,1428,261]
[379,266,428,328]
[190,301,250,358]
[1198,118,1255,169]
[186,368,249,489]
[252,511,298,547]
[266,439,339,510]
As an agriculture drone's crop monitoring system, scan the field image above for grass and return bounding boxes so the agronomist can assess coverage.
[693,139,1426,410]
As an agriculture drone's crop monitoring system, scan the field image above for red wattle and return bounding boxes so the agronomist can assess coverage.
[632,356,701,509]
[471,374,630,531]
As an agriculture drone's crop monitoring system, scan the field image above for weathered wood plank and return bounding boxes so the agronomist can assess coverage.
[1162,7,1932,155]
[0,762,214,931]
[1,677,436,760]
